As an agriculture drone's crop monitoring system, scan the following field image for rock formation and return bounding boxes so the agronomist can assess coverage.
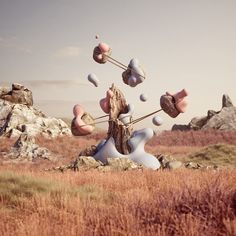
[0,83,33,106]
[172,94,236,131]
[2,133,57,162]
[0,83,71,138]
[0,83,71,162]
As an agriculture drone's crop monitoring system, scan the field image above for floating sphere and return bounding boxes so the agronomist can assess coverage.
[88,73,99,87]
[140,93,148,102]
[152,116,163,126]
[95,35,99,39]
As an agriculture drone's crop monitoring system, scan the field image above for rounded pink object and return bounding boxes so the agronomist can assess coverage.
[100,89,114,114]
[72,104,94,135]
[166,89,188,113]
[98,42,110,53]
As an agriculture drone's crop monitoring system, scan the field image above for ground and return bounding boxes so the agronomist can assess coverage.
[0,130,236,236]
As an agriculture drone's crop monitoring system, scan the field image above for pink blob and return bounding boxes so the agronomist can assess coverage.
[98,42,110,53]
[72,104,94,135]
[166,89,188,113]
[73,104,84,116]
[100,89,114,114]
[97,54,103,60]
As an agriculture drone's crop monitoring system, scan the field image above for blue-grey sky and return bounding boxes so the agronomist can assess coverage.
[0,0,236,130]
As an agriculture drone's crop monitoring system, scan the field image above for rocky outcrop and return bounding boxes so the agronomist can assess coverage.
[0,83,71,138]
[172,94,236,131]
[2,133,58,162]
[0,83,33,106]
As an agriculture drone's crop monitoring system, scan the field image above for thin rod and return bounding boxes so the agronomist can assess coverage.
[78,108,163,128]
[107,58,127,70]
[105,54,128,70]
[79,114,132,127]
[104,54,146,80]
[126,108,163,125]
[94,114,109,120]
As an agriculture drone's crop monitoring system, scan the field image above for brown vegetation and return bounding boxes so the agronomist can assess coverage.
[0,130,236,235]
[149,130,236,146]
[0,169,235,236]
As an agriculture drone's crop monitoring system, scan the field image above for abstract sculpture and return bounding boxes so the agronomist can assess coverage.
[71,40,189,169]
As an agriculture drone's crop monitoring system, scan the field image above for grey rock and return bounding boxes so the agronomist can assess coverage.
[5,133,57,162]
[222,94,233,108]
[173,94,236,131]
[207,110,218,119]
[166,161,183,170]
[202,107,236,130]
[172,124,190,131]
[189,116,209,130]
[0,97,71,138]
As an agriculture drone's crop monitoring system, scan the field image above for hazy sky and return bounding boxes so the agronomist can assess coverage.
[0,0,236,130]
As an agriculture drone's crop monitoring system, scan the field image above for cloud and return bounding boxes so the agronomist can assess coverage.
[53,46,81,58]
[0,36,32,54]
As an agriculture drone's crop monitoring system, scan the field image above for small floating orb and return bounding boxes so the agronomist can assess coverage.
[87,73,99,87]
[152,116,163,126]
[140,93,148,102]
[95,34,99,39]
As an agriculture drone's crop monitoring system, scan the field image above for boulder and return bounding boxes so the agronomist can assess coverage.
[166,161,183,170]
[202,107,236,130]
[0,84,71,138]
[172,94,236,131]
[0,83,33,106]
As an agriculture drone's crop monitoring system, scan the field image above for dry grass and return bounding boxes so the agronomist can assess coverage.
[149,130,236,146]
[0,130,236,235]
[0,169,235,236]
[188,144,236,167]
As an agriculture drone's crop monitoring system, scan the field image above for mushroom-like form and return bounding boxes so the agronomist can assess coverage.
[71,104,95,136]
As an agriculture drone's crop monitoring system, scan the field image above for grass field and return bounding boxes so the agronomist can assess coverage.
[0,130,236,235]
